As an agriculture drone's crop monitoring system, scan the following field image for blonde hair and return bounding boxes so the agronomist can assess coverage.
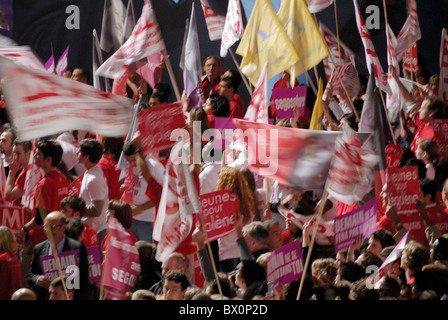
[215,166,256,222]
[0,226,18,254]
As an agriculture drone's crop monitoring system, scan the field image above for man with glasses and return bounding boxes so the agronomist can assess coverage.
[26,211,89,300]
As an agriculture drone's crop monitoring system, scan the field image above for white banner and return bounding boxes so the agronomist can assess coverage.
[0,58,134,140]
[220,0,244,57]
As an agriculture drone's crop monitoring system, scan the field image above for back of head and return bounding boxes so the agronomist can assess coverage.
[339,262,365,283]
[371,229,395,250]
[108,200,133,229]
[419,178,437,202]
[241,260,267,288]
[65,217,84,241]
[36,139,64,167]
[131,289,156,300]
[377,276,401,299]
[402,240,430,272]
[102,137,124,163]
[136,240,156,263]
[210,94,230,117]
[11,288,37,300]
[404,158,427,179]
[349,279,379,300]
[431,237,448,262]
[0,226,17,254]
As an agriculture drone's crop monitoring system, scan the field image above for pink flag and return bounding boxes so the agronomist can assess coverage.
[306,0,334,13]
[439,28,448,103]
[96,1,166,79]
[102,217,141,300]
[55,46,69,76]
[120,162,134,204]
[68,173,84,197]
[353,0,391,95]
[21,140,42,209]
[45,54,55,74]
[319,23,356,81]
[136,51,165,89]
[153,141,200,262]
[395,0,421,62]
[200,0,225,41]
[378,230,410,271]
[244,63,268,124]
[220,0,244,57]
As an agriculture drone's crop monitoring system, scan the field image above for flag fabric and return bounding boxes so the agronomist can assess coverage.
[378,230,410,272]
[100,0,126,53]
[326,121,378,205]
[153,140,201,262]
[93,29,111,93]
[0,57,134,140]
[309,77,324,130]
[200,0,225,41]
[183,3,204,108]
[243,63,268,124]
[439,28,448,103]
[277,0,329,79]
[353,0,391,95]
[96,0,166,79]
[122,0,136,44]
[45,54,55,74]
[306,0,334,13]
[395,0,421,62]
[232,119,342,190]
[220,0,244,57]
[319,23,356,81]
[21,140,42,209]
[0,46,46,72]
[102,217,141,300]
[235,0,300,86]
[136,51,165,90]
[326,63,361,101]
[0,155,6,201]
[55,46,69,77]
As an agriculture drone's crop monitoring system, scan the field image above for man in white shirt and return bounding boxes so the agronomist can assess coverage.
[77,139,109,248]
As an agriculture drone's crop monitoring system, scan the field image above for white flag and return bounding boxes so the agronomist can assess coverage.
[220,0,244,57]
[100,0,126,53]
[200,0,225,41]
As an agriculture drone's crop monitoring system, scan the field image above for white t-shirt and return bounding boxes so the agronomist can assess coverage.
[131,166,154,222]
[199,162,221,195]
[80,165,109,233]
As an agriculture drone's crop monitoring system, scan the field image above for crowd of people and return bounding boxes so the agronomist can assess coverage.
[0,47,448,302]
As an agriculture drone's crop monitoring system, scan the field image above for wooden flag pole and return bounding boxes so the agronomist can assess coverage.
[162,49,182,102]
[333,0,342,65]
[229,48,253,96]
[197,211,224,298]
[296,188,328,300]
[379,89,397,145]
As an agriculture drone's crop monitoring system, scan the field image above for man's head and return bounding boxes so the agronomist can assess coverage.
[44,211,67,244]
[149,91,167,108]
[202,56,220,83]
[78,139,103,166]
[60,195,86,218]
[367,229,395,255]
[419,178,437,204]
[153,82,171,102]
[419,96,443,123]
[242,221,270,253]
[161,252,187,277]
[0,129,14,156]
[71,67,89,83]
[123,141,138,167]
[49,276,73,300]
[218,77,237,101]
[208,93,230,118]
[264,220,283,251]
[12,139,32,168]
[162,270,190,300]
[35,139,63,170]
[10,288,37,300]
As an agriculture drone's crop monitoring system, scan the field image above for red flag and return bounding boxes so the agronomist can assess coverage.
[120,162,134,204]
[68,173,84,197]
[153,141,200,262]
[102,217,141,300]
[353,0,391,95]
[243,63,268,124]
[439,28,448,103]
[200,0,225,41]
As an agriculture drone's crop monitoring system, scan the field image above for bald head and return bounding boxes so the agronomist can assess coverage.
[11,288,37,300]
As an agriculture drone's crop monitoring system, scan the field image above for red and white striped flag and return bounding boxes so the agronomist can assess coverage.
[386,23,402,123]
[306,0,334,13]
[96,0,165,79]
[327,63,360,100]
[244,63,268,124]
[220,0,244,57]
[0,46,46,72]
[200,0,225,41]
[319,23,356,81]
[439,28,448,103]
[353,0,391,95]
[153,140,200,262]
[21,140,42,209]
[395,0,421,62]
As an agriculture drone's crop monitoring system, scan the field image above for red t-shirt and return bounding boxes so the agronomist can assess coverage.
[34,169,69,214]
[230,93,245,119]
[83,223,99,248]
[336,201,358,217]
[202,77,219,101]
[98,155,122,201]
[411,114,435,152]
[12,169,26,206]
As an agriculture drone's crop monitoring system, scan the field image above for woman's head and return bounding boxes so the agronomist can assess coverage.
[0,226,17,254]
[107,200,133,230]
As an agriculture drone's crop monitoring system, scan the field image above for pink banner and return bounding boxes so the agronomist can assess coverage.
[386,166,419,214]
[102,217,140,300]
[40,249,80,281]
[333,198,378,253]
[432,119,448,158]
[200,190,238,242]
[138,103,186,154]
[271,86,307,119]
[86,246,102,282]
[266,239,303,289]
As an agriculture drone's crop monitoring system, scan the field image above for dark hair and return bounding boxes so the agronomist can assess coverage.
[60,195,86,215]
[123,141,138,156]
[370,229,395,250]
[210,94,230,117]
[79,139,103,164]
[36,139,63,167]
[240,260,267,288]
[13,139,32,153]
[224,69,242,90]
[431,237,448,261]
[102,137,124,163]
[220,76,238,91]
[425,95,444,116]
[108,200,133,230]
[404,158,427,180]
[419,178,437,202]
[163,270,190,291]
[65,217,85,241]
[154,82,171,101]
[150,91,168,104]
[377,276,401,299]
[73,67,90,82]
[338,262,365,283]
[340,113,358,131]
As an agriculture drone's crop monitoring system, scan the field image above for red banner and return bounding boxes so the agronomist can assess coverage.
[0,204,25,231]
[402,42,418,73]
[432,119,448,158]
[200,190,238,242]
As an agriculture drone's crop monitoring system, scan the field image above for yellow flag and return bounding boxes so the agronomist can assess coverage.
[309,77,324,130]
[235,0,300,86]
[277,0,330,77]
